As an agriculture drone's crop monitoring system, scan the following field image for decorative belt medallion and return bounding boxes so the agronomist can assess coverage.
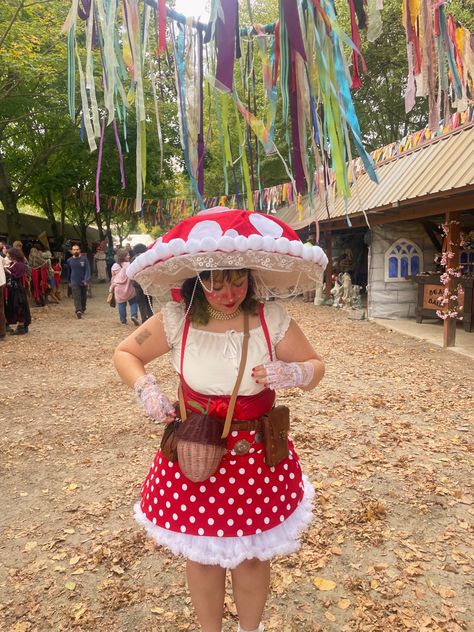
[234,439,251,455]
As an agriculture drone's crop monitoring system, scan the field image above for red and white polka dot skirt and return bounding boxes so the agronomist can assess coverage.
[135,429,314,567]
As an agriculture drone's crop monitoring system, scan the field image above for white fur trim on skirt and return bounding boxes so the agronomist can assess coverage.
[134,475,314,569]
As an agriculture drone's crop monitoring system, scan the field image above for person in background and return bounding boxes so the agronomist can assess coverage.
[12,241,31,297]
[51,257,62,300]
[109,248,139,326]
[303,234,317,303]
[5,247,31,335]
[105,246,116,281]
[28,241,47,306]
[131,243,153,323]
[67,244,91,319]
[0,253,6,341]
[42,248,59,304]
[94,245,107,282]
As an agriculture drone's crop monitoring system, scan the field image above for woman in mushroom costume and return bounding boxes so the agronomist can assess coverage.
[114,207,327,632]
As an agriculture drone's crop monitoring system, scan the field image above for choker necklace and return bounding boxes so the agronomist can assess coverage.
[207,305,242,321]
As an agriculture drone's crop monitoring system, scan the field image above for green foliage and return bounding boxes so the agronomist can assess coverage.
[448,0,474,30]
[1,0,472,242]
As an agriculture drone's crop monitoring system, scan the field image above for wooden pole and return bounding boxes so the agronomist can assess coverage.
[443,214,461,348]
[325,231,333,301]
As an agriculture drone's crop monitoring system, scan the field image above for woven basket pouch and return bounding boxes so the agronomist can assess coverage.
[175,413,227,447]
[177,441,227,482]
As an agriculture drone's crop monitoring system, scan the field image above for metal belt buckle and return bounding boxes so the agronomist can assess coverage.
[234,439,251,455]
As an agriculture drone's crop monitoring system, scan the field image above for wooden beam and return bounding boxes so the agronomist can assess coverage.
[421,221,442,251]
[442,215,461,347]
[318,191,474,232]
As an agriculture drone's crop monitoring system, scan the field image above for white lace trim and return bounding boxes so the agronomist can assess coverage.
[134,476,315,569]
[129,251,324,300]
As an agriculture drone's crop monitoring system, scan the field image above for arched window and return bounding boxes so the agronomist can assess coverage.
[384,239,423,282]
[460,249,474,275]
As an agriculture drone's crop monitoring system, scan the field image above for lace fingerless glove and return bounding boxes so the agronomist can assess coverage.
[134,374,176,423]
[262,360,314,390]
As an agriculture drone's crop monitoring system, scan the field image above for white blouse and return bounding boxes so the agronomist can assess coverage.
[162,301,291,396]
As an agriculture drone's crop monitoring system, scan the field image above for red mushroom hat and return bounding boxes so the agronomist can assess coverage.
[127,207,328,298]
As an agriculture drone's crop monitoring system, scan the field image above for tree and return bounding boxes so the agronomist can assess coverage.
[0,1,71,240]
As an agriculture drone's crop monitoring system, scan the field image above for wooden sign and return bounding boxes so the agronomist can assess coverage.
[422,284,443,310]
[422,283,464,311]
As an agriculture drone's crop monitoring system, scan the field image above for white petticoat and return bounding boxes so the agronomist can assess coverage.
[134,475,314,569]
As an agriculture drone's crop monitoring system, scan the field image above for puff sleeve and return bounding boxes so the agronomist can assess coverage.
[161,301,186,349]
[263,301,291,349]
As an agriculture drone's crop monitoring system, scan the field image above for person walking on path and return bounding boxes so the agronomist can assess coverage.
[0,254,6,341]
[28,242,47,307]
[105,247,115,281]
[94,245,107,282]
[113,208,328,632]
[131,243,153,323]
[67,244,91,319]
[51,258,62,301]
[4,247,31,335]
[109,248,139,326]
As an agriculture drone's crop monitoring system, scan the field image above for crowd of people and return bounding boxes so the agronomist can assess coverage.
[0,238,153,339]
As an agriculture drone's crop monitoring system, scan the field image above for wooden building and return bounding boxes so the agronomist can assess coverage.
[275,117,474,347]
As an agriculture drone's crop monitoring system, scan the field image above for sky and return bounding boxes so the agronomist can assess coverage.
[174,0,210,21]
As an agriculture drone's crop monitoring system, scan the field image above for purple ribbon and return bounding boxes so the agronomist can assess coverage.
[282,0,307,61]
[96,116,106,213]
[288,60,306,194]
[215,0,238,91]
[77,0,91,21]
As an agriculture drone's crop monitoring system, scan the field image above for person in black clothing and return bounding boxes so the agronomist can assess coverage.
[131,244,153,323]
[67,244,91,318]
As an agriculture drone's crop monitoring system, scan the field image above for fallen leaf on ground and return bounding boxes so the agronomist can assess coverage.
[313,577,337,591]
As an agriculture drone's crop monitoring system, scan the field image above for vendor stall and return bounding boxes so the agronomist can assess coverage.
[413,274,473,332]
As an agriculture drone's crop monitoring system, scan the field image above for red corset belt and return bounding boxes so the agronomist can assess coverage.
[180,381,275,421]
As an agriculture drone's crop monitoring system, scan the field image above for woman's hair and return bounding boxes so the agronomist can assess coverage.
[181,269,258,324]
[115,248,129,264]
[12,240,23,250]
[133,243,148,256]
[8,247,25,262]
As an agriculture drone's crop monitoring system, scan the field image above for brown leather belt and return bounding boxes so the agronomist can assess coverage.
[226,418,264,432]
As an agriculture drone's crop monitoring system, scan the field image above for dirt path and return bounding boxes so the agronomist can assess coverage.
[1,284,473,632]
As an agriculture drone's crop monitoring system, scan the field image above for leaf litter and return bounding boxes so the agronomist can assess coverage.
[0,291,473,631]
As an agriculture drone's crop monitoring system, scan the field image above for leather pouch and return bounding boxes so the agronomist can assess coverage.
[159,403,182,462]
[262,405,290,467]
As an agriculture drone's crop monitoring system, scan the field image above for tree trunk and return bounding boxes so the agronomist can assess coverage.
[40,191,60,247]
[105,216,113,250]
[94,212,105,242]
[0,157,22,241]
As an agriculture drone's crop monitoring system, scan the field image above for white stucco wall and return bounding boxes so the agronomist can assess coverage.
[367,222,437,319]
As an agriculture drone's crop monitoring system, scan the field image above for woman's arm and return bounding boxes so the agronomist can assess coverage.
[113,312,172,387]
[273,319,325,390]
[253,319,325,391]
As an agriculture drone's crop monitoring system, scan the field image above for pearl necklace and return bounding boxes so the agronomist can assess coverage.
[207,305,242,321]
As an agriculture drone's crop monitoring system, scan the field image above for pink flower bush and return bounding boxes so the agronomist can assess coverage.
[436,221,463,321]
